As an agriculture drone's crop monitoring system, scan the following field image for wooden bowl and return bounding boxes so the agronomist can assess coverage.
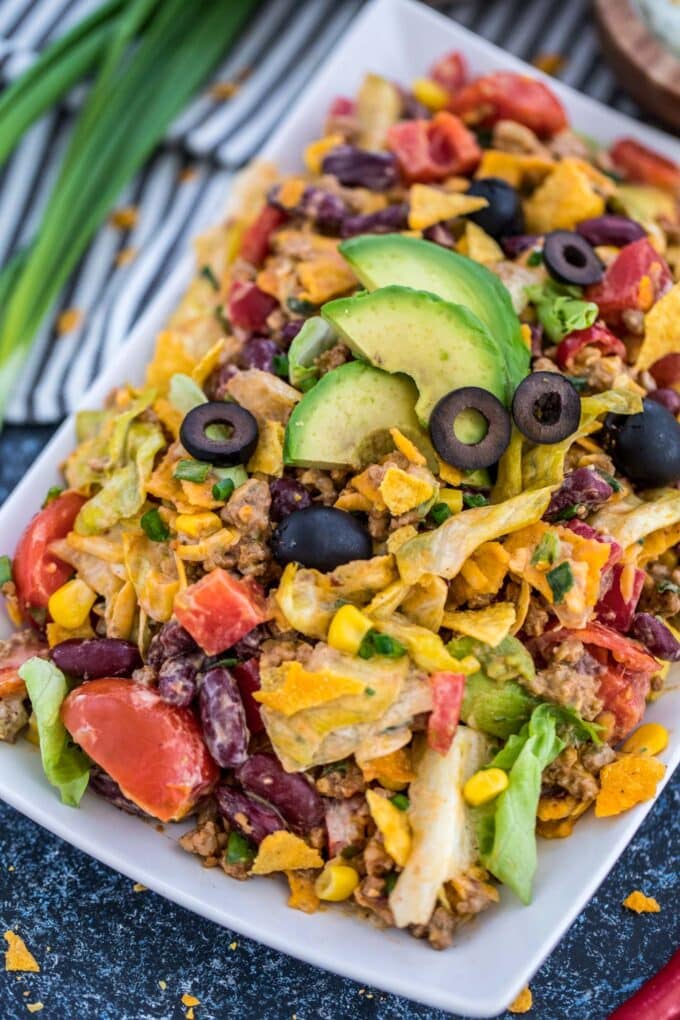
[595,0,680,133]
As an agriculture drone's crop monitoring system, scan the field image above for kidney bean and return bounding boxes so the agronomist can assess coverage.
[576,215,646,248]
[596,564,645,632]
[300,187,348,232]
[545,468,613,520]
[236,752,324,833]
[341,202,409,238]
[648,388,680,416]
[239,337,279,373]
[147,619,197,669]
[529,322,544,357]
[422,222,455,248]
[199,666,249,768]
[89,767,149,817]
[322,145,399,191]
[229,624,269,661]
[215,784,285,844]
[158,652,203,707]
[630,613,680,661]
[269,477,313,522]
[650,354,680,389]
[50,638,142,679]
[232,658,265,734]
[501,234,539,258]
[280,319,304,344]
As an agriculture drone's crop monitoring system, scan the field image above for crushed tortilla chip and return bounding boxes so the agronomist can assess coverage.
[351,466,386,509]
[635,282,680,372]
[247,419,285,477]
[408,184,488,230]
[254,660,365,716]
[623,890,660,913]
[595,755,665,817]
[4,931,40,972]
[304,134,344,175]
[386,525,419,555]
[251,831,323,874]
[477,149,554,187]
[457,221,504,265]
[297,255,356,304]
[26,1005,44,1014]
[110,205,138,229]
[379,466,434,516]
[451,541,510,601]
[442,602,516,645]
[524,158,605,233]
[509,986,533,1014]
[286,870,321,913]
[57,307,83,335]
[335,491,373,513]
[359,747,414,790]
[511,579,532,635]
[181,994,200,1008]
[366,789,411,866]
[390,427,426,465]
[532,52,564,75]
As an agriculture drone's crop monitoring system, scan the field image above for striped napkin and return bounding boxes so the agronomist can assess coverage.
[0,0,641,424]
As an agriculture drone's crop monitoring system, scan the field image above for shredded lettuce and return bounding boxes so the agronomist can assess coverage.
[19,657,89,807]
[591,489,680,550]
[525,280,598,343]
[168,372,207,413]
[390,727,490,928]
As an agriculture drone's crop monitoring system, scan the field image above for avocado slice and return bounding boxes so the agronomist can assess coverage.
[339,234,528,395]
[284,360,434,470]
[287,316,336,390]
[322,286,506,436]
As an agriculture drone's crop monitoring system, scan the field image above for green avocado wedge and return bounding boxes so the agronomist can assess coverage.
[322,286,507,435]
[287,316,336,390]
[339,233,529,396]
[283,360,435,470]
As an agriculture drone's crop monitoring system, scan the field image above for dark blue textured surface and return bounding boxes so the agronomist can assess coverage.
[1,425,678,1020]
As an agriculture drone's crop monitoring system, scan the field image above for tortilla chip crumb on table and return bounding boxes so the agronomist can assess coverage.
[3,931,40,972]
[251,832,323,875]
[509,985,533,1013]
[132,882,147,892]
[26,1005,44,1014]
[623,890,661,913]
[595,756,666,817]
[181,993,200,1007]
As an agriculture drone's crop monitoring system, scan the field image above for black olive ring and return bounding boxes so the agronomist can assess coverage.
[429,387,511,471]
[179,401,259,466]
[511,372,580,445]
[543,230,603,286]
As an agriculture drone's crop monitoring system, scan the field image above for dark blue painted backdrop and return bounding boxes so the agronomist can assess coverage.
[1,426,678,1020]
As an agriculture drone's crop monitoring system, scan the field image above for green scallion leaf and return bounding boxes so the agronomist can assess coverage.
[213,657,238,668]
[595,469,622,493]
[429,502,453,525]
[358,630,407,660]
[287,296,317,316]
[214,305,230,332]
[552,504,580,522]
[566,376,588,393]
[341,844,360,859]
[463,492,489,509]
[0,555,13,585]
[272,353,289,378]
[527,250,543,266]
[390,793,409,812]
[42,485,64,507]
[174,459,210,483]
[546,562,574,603]
[531,531,559,566]
[200,264,219,290]
[364,686,376,697]
[212,477,235,502]
[384,871,398,894]
[140,507,169,542]
[226,830,255,865]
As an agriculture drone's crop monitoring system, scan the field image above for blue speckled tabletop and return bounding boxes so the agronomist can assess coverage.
[1,426,679,1020]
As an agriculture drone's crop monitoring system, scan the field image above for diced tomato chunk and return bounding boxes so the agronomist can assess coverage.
[555,323,627,370]
[610,138,680,191]
[12,490,86,623]
[585,238,673,326]
[427,672,465,755]
[328,96,355,118]
[232,657,265,734]
[174,568,268,656]
[449,71,567,136]
[387,111,480,183]
[597,663,651,740]
[228,280,278,332]
[240,205,287,267]
[595,563,646,633]
[649,353,680,389]
[0,631,48,698]
[430,51,468,96]
[63,678,219,821]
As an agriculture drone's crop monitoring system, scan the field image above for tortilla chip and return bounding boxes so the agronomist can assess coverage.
[477,149,554,187]
[254,660,365,716]
[524,159,605,233]
[379,466,434,516]
[247,419,285,477]
[635,282,680,372]
[251,832,323,874]
[366,789,412,866]
[146,330,195,391]
[359,747,415,790]
[443,603,516,645]
[623,890,660,913]
[408,184,487,230]
[4,931,39,972]
[390,427,426,465]
[286,870,321,913]
[458,221,504,265]
[400,573,448,632]
[595,755,665,817]
[509,986,533,1014]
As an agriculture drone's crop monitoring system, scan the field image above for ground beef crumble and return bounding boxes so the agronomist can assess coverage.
[0,696,28,743]
[527,639,604,720]
[315,760,366,799]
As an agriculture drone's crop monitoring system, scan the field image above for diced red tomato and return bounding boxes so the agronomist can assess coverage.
[610,138,680,192]
[174,568,268,656]
[387,111,480,183]
[232,657,264,734]
[228,280,278,332]
[0,631,48,698]
[328,96,355,119]
[427,671,465,755]
[62,678,219,821]
[585,238,673,326]
[430,50,468,96]
[595,563,646,632]
[550,621,658,674]
[555,323,627,370]
[597,662,651,740]
[12,490,86,623]
[239,205,287,267]
[449,71,567,136]
[650,353,680,389]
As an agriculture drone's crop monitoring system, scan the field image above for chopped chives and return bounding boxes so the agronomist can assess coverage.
[390,793,409,812]
[429,502,453,525]
[546,561,574,603]
[42,485,64,507]
[212,477,235,502]
[140,507,169,542]
[463,492,489,509]
[226,830,255,865]
[174,459,210,483]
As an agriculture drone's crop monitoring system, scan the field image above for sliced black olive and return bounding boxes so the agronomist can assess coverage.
[272,506,372,571]
[602,398,680,487]
[429,387,511,471]
[542,230,603,286]
[512,372,580,445]
[179,401,259,466]
[466,177,524,239]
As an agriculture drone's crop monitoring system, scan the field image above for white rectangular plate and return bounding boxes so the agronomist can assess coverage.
[1,1,678,1015]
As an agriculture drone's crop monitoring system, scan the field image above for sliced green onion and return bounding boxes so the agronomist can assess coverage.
[463,492,489,509]
[272,353,289,378]
[390,793,410,812]
[42,485,64,507]
[0,555,13,585]
[200,264,220,290]
[140,507,169,542]
[174,459,211,483]
[531,531,558,566]
[384,872,398,894]
[546,562,574,603]
[527,250,543,266]
[359,630,407,660]
[212,477,235,502]
[287,296,317,316]
[226,830,255,865]
[429,502,453,525]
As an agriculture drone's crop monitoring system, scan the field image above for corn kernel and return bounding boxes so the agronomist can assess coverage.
[304,133,344,174]
[175,512,221,538]
[327,604,373,655]
[463,767,509,807]
[411,77,450,112]
[314,864,359,902]
[47,578,96,629]
[622,723,669,757]
[437,488,463,513]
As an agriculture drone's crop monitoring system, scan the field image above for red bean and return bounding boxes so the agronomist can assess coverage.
[232,658,265,734]
[236,752,324,833]
[146,619,197,669]
[650,353,680,388]
[215,785,285,844]
[648,388,680,416]
[199,666,249,768]
[158,653,202,707]
[576,215,645,248]
[49,638,142,679]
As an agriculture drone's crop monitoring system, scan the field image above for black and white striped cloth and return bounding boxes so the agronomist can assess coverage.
[0,0,642,424]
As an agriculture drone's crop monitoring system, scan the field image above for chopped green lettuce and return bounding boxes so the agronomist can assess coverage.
[525,280,598,343]
[168,373,206,413]
[19,658,89,807]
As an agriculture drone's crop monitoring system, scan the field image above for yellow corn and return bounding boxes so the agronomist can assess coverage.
[437,488,463,513]
[47,578,96,630]
[174,511,221,538]
[327,604,373,655]
[366,789,412,866]
[411,77,450,112]
[314,864,359,902]
[304,133,344,174]
[622,723,669,757]
[463,767,509,807]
